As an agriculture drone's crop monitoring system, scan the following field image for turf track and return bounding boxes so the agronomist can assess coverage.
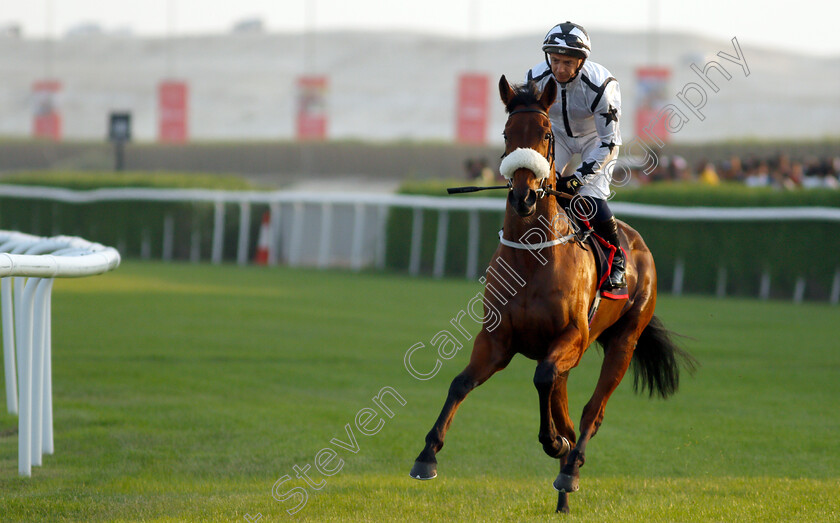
[1,262,838,521]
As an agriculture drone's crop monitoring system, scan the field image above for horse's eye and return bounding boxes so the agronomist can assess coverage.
[545,133,552,140]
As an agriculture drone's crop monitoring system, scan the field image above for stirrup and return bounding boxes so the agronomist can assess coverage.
[606,247,626,288]
[574,225,591,243]
[605,266,626,289]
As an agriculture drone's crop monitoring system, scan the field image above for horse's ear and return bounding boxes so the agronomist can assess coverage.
[499,75,515,107]
[539,79,557,110]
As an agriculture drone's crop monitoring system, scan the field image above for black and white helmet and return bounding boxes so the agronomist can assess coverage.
[542,22,591,60]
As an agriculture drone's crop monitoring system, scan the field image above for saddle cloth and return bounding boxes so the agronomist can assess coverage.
[585,232,628,300]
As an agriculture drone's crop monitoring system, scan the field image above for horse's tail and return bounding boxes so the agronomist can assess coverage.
[631,315,698,399]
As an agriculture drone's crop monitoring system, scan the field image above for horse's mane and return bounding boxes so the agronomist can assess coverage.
[504,81,541,113]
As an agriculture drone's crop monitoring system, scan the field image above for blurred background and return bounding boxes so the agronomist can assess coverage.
[2,4,838,517]
[0,1,838,177]
[0,0,838,299]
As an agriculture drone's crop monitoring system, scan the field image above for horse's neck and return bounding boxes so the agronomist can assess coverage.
[503,195,572,247]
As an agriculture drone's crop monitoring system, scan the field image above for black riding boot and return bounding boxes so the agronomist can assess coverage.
[594,217,626,289]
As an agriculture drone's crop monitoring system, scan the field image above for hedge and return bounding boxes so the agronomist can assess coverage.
[0,170,255,191]
[1,172,838,300]
[0,171,267,261]
[385,181,840,300]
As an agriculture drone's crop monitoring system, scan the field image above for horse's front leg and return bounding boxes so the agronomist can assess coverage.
[554,329,638,494]
[530,326,585,514]
[550,372,576,513]
[534,363,573,459]
[534,328,583,461]
[410,330,511,480]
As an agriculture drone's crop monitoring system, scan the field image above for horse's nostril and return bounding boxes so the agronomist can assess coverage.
[525,189,537,207]
[507,187,537,216]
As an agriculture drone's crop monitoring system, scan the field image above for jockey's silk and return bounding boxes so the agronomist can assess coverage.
[526,61,622,200]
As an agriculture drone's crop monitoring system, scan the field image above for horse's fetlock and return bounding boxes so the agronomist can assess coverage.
[448,374,474,400]
[569,449,585,467]
[425,430,443,449]
[533,361,558,388]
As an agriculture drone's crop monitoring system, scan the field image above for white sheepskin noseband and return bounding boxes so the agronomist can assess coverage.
[499,148,551,180]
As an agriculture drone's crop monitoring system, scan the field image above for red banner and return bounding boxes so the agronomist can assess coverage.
[296,76,328,140]
[32,80,62,141]
[158,80,189,143]
[456,73,489,144]
[635,67,671,144]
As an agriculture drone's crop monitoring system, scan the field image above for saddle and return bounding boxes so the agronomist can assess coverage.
[558,199,629,302]
[583,231,628,300]
[569,227,627,326]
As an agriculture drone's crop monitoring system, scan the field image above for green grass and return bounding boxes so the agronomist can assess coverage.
[0,171,258,190]
[0,262,838,521]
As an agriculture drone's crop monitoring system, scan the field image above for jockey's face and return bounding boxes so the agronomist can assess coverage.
[549,53,583,83]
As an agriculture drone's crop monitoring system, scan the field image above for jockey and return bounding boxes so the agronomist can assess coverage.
[525,21,626,289]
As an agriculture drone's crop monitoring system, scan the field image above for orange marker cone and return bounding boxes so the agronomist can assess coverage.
[254,211,271,265]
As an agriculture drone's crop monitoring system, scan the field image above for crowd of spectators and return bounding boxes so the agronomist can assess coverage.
[640,152,840,189]
[465,151,840,190]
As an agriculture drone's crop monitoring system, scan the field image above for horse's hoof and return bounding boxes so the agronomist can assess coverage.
[409,461,437,480]
[553,472,579,493]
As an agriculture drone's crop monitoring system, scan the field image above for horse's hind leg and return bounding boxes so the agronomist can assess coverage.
[556,491,570,513]
[410,330,511,480]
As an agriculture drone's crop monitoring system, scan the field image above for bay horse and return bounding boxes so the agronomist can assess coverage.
[409,75,696,513]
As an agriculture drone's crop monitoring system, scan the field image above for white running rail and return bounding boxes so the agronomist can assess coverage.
[2,184,840,275]
[0,184,838,302]
[0,230,120,477]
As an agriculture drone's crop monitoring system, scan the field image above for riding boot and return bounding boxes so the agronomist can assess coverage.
[593,217,626,289]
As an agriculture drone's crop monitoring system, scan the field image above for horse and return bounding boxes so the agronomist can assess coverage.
[409,75,696,513]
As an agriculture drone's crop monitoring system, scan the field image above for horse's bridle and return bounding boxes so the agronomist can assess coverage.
[500,107,556,197]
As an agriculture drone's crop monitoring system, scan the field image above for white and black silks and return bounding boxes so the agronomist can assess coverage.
[525,60,622,201]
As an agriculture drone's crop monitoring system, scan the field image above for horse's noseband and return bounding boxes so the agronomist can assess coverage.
[501,107,555,198]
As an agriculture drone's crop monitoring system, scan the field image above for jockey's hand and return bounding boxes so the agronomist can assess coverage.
[558,175,583,195]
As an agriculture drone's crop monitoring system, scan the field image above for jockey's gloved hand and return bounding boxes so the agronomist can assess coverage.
[558,175,584,195]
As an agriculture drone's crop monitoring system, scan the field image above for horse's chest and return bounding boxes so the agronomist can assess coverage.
[503,289,568,355]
